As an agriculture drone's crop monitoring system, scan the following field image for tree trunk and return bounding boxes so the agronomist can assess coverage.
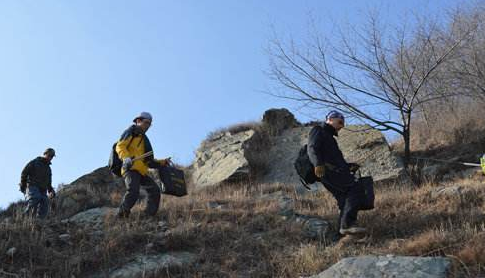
[403,128,411,170]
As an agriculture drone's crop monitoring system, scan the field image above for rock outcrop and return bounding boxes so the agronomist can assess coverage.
[54,167,123,218]
[308,255,451,278]
[262,108,300,136]
[192,109,404,189]
[103,252,198,278]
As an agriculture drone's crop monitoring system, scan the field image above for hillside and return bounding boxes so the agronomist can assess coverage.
[1,109,485,278]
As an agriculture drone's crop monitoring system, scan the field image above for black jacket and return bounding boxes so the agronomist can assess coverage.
[20,157,53,192]
[307,124,354,185]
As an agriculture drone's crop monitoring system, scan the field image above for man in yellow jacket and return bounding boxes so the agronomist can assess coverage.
[116,112,170,218]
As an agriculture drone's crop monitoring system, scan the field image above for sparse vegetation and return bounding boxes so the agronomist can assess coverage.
[1,173,485,277]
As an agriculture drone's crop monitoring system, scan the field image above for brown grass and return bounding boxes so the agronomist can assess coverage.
[205,121,262,142]
[1,175,485,277]
[410,100,485,152]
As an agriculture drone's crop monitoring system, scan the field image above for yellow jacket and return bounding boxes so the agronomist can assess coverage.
[116,125,165,176]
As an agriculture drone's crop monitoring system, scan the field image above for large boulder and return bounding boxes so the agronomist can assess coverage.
[308,255,451,278]
[55,167,124,218]
[191,109,404,189]
[262,108,300,136]
[337,125,404,182]
[261,124,404,184]
[191,129,261,189]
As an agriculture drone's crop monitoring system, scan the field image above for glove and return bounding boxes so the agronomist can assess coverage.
[348,163,360,172]
[19,184,26,194]
[122,157,133,171]
[159,157,172,167]
[314,165,326,178]
[48,188,56,198]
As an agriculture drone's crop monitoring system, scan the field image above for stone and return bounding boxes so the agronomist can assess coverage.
[262,108,300,136]
[293,214,331,240]
[191,129,257,189]
[6,247,17,257]
[58,234,71,242]
[261,124,404,185]
[307,255,451,278]
[106,252,197,278]
[65,207,117,230]
[55,167,124,218]
[207,201,229,210]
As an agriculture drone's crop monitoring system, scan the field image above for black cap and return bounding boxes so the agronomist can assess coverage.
[44,148,56,157]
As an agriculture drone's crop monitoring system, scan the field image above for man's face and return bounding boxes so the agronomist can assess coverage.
[326,117,345,132]
[136,118,152,133]
[44,153,54,162]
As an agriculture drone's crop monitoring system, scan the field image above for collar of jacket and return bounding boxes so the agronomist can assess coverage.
[323,123,338,136]
[129,125,154,162]
[36,156,51,165]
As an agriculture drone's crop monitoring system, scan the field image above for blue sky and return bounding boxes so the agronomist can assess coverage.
[0,0,463,208]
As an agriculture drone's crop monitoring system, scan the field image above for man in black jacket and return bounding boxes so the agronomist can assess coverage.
[308,111,365,235]
[20,148,56,219]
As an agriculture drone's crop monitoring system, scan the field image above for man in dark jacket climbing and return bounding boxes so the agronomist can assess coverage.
[20,148,56,219]
[116,112,171,218]
[307,111,365,235]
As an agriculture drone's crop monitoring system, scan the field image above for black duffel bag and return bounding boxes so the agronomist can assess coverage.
[158,165,187,197]
[357,176,375,210]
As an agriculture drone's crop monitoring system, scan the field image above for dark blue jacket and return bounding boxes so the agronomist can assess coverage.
[307,124,354,185]
[20,157,53,193]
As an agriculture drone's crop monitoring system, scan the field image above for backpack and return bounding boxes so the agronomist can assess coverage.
[294,144,318,189]
[108,137,135,177]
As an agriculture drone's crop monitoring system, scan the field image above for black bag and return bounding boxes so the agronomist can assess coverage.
[357,176,375,210]
[158,166,187,197]
[108,137,134,177]
[294,144,318,189]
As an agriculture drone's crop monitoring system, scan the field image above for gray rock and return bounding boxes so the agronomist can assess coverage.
[65,207,117,229]
[107,252,197,278]
[308,255,451,278]
[191,129,257,189]
[293,214,331,240]
[262,124,404,185]
[190,109,403,189]
[207,201,229,210]
[55,167,124,218]
[262,108,300,136]
[6,247,17,257]
[58,234,71,242]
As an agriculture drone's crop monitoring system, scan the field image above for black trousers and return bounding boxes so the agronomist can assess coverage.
[119,170,161,216]
[320,177,361,230]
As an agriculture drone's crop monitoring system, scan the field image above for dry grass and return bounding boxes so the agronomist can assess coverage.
[1,175,485,277]
[205,121,262,142]
[410,100,485,152]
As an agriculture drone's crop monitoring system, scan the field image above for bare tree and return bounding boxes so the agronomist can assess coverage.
[438,4,485,102]
[267,12,473,168]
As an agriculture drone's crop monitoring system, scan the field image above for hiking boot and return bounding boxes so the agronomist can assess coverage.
[339,225,366,235]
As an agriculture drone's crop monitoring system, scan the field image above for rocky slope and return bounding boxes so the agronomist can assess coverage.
[192,108,404,189]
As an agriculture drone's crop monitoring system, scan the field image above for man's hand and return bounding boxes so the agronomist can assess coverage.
[122,157,133,171]
[160,157,172,167]
[48,188,56,198]
[348,163,360,173]
[314,165,326,178]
